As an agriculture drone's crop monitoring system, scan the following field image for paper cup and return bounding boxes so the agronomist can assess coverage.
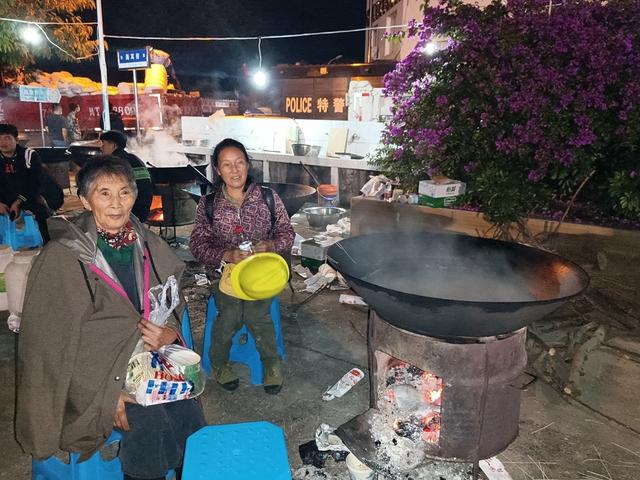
[346,453,376,480]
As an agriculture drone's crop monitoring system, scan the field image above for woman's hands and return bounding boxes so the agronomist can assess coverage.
[138,320,178,351]
[222,248,251,264]
[254,240,274,253]
[222,241,274,264]
[114,391,136,431]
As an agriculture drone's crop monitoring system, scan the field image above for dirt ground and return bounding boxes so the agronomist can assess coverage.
[0,192,639,479]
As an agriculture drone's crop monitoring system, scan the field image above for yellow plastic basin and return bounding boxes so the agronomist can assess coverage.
[231,253,289,300]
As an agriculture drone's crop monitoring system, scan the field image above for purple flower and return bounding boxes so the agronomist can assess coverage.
[631,171,638,179]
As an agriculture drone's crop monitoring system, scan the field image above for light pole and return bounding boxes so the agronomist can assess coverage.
[96,0,110,131]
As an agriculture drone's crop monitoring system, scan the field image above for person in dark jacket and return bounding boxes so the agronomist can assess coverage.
[100,104,126,133]
[100,130,153,222]
[0,123,51,242]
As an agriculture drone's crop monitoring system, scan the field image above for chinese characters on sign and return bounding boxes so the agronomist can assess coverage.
[117,48,150,70]
[285,96,346,116]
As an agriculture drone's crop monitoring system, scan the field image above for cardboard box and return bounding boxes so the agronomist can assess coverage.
[418,179,466,198]
[418,194,461,208]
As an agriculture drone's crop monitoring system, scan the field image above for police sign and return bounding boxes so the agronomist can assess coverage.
[117,47,150,70]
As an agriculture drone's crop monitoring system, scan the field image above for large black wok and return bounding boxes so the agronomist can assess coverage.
[327,232,589,338]
[183,182,316,217]
[67,141,101,168]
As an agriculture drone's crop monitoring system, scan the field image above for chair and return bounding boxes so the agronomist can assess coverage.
[181,421,291,480]
[201,295,285,385]
[32,430,122,480]
[181,307,194,350]
[32,426,176,480]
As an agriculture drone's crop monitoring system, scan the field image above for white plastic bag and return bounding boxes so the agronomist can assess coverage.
[132,275,180,356]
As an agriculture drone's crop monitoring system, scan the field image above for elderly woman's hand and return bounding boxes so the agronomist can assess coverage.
[138,320,178,351]
[114,391,136,431]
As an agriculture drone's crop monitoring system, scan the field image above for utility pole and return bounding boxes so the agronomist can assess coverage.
[96,0,110,131]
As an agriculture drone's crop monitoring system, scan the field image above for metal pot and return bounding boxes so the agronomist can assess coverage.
[303,206,346,229]
[292,144,321,157]
[67,141,101,168]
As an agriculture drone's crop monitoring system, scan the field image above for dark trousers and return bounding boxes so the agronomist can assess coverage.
[119,399,205,479]
[210,284,277,372]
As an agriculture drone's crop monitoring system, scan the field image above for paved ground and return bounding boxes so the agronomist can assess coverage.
[1,208,639,479]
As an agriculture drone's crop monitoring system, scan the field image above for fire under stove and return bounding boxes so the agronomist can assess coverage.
[327,232,589,478]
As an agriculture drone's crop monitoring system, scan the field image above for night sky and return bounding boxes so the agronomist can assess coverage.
[36,0,367,94]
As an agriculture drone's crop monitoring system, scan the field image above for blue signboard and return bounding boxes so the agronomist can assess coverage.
[19,85,60,103]
[117,47,150,70]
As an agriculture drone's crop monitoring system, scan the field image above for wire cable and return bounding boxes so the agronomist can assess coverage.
[0,16,97,26]
[103,24,409,42]
[33,23,98,60]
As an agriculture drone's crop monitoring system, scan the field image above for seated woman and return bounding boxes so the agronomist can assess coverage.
[16,156,205,480]
[189,138,295,394]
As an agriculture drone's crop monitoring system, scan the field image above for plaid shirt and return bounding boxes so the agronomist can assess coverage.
[189,183,295,272]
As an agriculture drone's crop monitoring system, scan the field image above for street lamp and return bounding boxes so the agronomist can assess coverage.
[253,70,268,88]
[423,42,438,56]
[21,25,42,45]
[327,54,343,65]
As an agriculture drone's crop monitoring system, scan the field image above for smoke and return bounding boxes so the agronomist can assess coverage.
[332,232,584,303]
[130,130,190,168]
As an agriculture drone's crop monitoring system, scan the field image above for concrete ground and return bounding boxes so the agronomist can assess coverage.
[1,208,639,479]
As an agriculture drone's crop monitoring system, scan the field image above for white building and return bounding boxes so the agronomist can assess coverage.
[365,0,490,62]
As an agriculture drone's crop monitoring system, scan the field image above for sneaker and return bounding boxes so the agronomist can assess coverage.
[263,361,283,395]
[214,364,239,392]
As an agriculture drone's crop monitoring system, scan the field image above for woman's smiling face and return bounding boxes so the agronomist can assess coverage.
[215,146,249,190]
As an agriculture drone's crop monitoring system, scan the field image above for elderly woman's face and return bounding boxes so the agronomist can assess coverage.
[216,146,249,190]
[80,174,135,233]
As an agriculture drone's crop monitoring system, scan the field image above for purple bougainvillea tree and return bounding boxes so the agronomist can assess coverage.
[373,0,640,229]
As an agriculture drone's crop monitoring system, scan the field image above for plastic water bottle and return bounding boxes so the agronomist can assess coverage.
[6,249,40,332]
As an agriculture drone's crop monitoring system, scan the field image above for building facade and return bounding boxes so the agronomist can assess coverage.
[365,0,490,62]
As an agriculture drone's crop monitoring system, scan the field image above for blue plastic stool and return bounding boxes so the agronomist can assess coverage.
[32,428,176,479]
[181,307,194,350]
[182,421,291,480]
[32,430,122,480]
[202,295,285,384]
[0,213,43,251]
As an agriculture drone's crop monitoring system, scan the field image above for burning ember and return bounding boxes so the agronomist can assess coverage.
[149,195,164,223]
[380,357,443,445]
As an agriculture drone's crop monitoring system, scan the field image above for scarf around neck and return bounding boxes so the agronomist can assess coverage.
[96,221,137,250]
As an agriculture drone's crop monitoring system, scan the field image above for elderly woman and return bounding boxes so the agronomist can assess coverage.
[190,138,295,394]
[16,156,205,480]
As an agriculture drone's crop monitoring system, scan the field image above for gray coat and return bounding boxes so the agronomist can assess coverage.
[16,212,185,459]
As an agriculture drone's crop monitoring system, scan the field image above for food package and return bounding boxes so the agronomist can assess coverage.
[125,344,205,406]
[322,368,365,401]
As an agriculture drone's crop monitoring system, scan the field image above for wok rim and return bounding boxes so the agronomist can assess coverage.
[327,232,590,307]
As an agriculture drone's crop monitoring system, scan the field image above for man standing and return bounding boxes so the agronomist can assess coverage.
[66,103,82,142]
[0,124,51,242]
[100,104,126,133]
[45,104,68,147]
[99,130,153,222]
